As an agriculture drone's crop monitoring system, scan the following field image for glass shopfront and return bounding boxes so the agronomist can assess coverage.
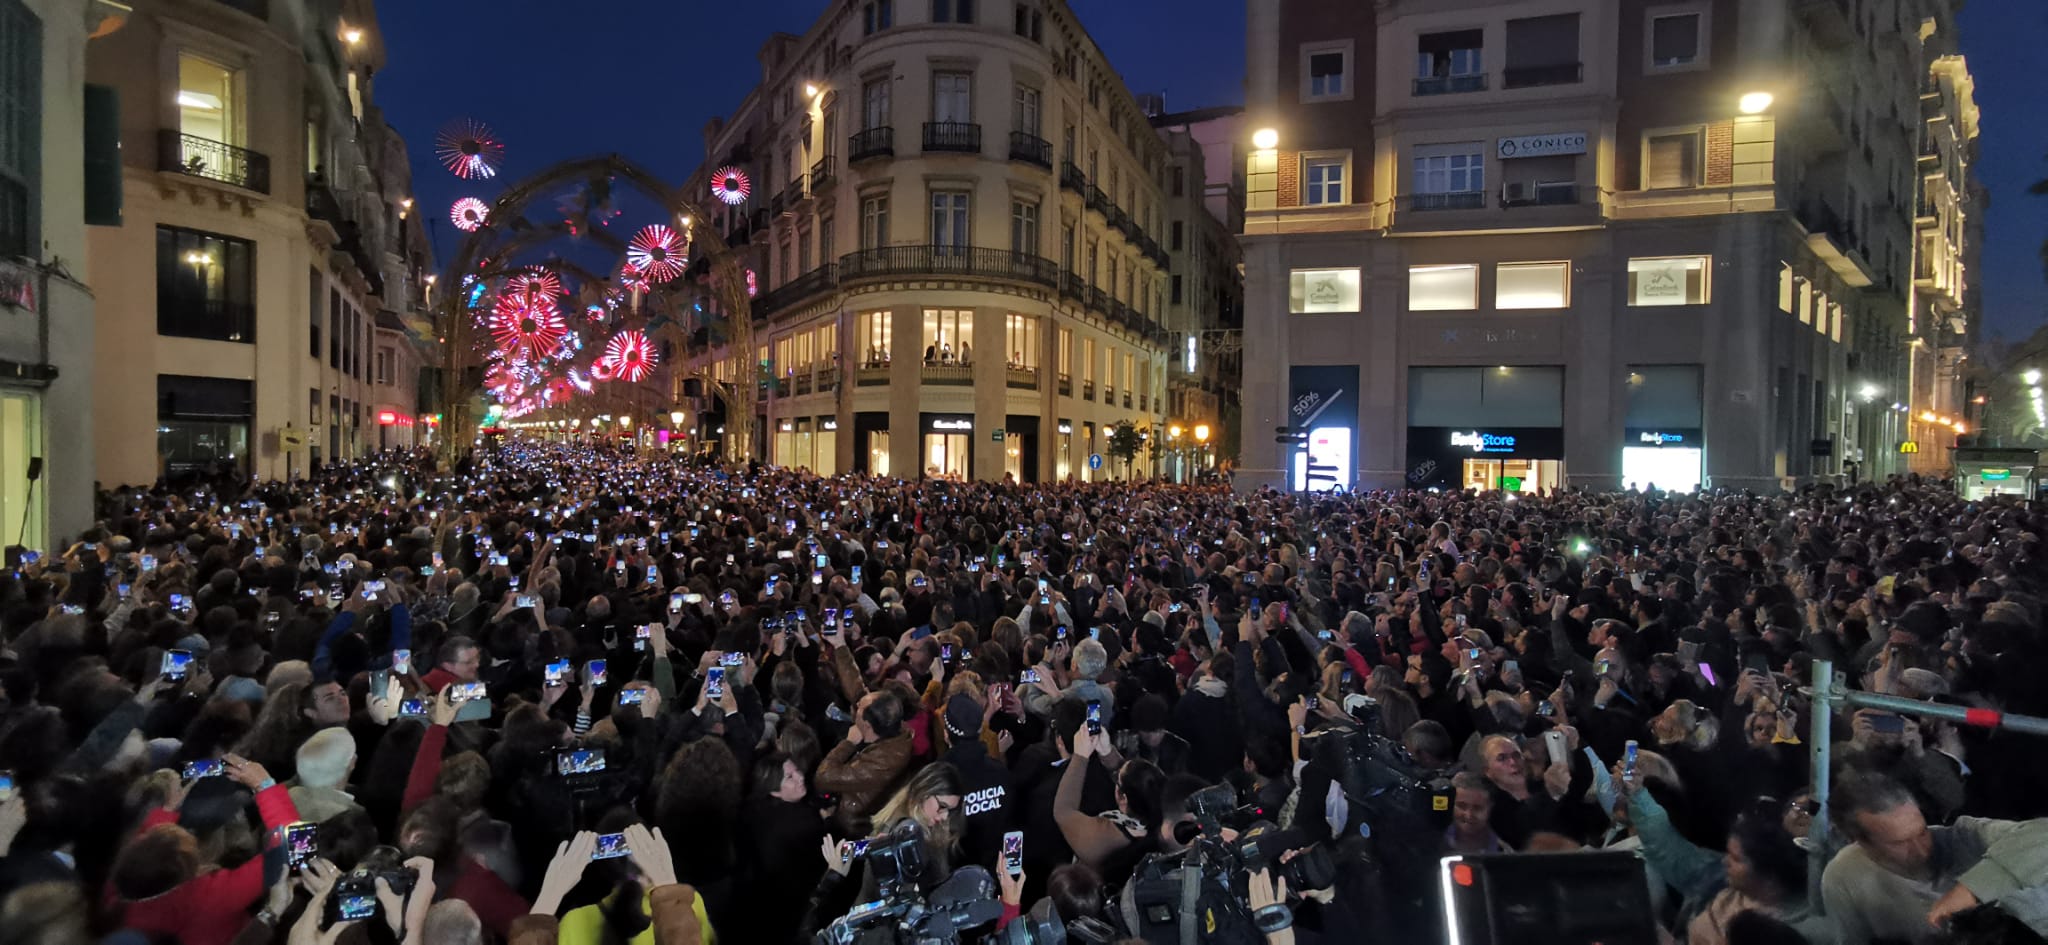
[1406,366,1564,491]
[922,414,972,479]
[1623,365,1704,492]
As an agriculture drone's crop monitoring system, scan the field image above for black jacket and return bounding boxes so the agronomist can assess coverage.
[942,737,1014,871]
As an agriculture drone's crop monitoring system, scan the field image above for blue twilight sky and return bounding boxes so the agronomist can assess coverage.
[373,0,2046,341]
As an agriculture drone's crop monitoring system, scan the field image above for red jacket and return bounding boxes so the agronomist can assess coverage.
[110,784,300,945]
[446,856,530,940]
[402,723,450,816]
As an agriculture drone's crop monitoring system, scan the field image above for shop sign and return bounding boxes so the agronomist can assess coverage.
[1497,132,1588,159]
[822,419,839,431]
[1450,430,1520,454]
[931,418,973,431]
[1897,441,1919,454]
[1982,469,2012,481]
[992,428,1005,441]
[1625,428,1701,448]
[1057,422,1073,434]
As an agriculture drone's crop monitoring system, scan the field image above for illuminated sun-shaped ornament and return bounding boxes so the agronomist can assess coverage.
[711,167,751,205]
[489,290,567,358]
[435,119,506,180]
[627,225,688,282]
[505,269,563,298]
[450,197,490,232]
[601,330,658,383]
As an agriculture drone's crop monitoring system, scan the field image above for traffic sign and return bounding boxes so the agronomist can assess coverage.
[1088,453,1103,470]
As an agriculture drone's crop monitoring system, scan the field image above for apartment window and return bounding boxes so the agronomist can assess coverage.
[1005,314,1039,369]
[1627,255,1711,306]
[1107,257,1119,300]
[375,347,394,385]
[932,0,974,22]
[305,118,323,177]
[177,53,239,147]
[1503,14,1581,87]
[1289,268,1362,314]
[156,226,255,342]
[932,72,972,123]
[1301,41,1352,102]
[860,193,889,249]
[1010,200,1039,256]
[1168,221,1183,252]
[922,309,973,363]
[1648,9,1705,70]
[1303,155,1346,206]
[0,0,38,258]
[1013,85,1042,138]
[1057,327,1072,378]
[858,310,893,365]
[819,214,836,265]
[778,238,794,284]
[1412,145,1485,209]
[307,267,322,358]
[1014,4,1043,40]
[1171,275,1184,304]
[1496,262,1570,309]
[861,77,891,129]
[1778,263,1795,313]
[1082,337,1095,383]
[1171,166,1185,196]
[1644,130,1701,189]
[328,288,340,367]
[1060,224,1075,269]
[1408,264,1479,311]
[1416,30,1485,93]
[863,0,894,34]
[929,191,969,252]
[798,224,814,272]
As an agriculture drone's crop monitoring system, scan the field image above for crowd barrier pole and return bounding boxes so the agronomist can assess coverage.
[1803,659,2048,911]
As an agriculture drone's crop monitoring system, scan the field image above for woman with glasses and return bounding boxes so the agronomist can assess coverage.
[847,762,966,901]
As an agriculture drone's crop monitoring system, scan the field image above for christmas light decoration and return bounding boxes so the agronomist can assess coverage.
[746,269,758,297]
[489,289,567,359]
[627,225,688,282]
[618,263,651,293]
[505,269,562,298]
[711,167,751,205]
[450,198,490,232]
[435,119,505,180]
[601,330,658,383]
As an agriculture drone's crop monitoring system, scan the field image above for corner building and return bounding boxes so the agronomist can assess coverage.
[679,0,1184,482]
[1238,0,1964,493]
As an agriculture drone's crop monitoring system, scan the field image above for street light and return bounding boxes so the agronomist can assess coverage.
[1252,128,1278,149]
[1169,424,1183,439]
[1738,91,1774,114]
[670,410,686,427]
[1858,384,1879,401]
[2026,369,2042,386]
[1194,424,1210,443]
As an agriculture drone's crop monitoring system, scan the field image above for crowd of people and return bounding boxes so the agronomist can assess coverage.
[0,440,2045,945]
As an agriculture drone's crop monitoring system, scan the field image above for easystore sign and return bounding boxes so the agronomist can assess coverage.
[1451,431,1518,453]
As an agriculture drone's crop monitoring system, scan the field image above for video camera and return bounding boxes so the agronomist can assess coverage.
[324,845,418,927]
[815,821,1007,945]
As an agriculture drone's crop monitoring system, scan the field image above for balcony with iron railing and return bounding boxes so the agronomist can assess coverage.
[1060,272,1086,301]
[1085,184,1109,216]
[818,366,840,392]
[1009,131,1053,167]
[849,127,894,163]
[1058,373,1073,396]
[1502,62,1582,88]
[920,361,974,385]
[838,245,1059,288]
[856,361,892,386]
[1060,161,1087,193]
[1413,73,1488,96]
[753,263,838,318]
[811,158,836,193]
[1007,367,1040,390]
[159,130,271,194]
[1406,191,1487,211]
[922,121,982,154]
[1082,379,1095,401]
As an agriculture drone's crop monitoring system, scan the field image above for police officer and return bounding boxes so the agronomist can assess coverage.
[941,692,1013,870]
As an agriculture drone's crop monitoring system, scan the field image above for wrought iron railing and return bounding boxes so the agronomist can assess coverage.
[1407,191,1487,211]
[922,121,982,154]
[159,130,271,194]
[849,127,894,162]
[1413,73,1488,96]
[1009,131,1052,167]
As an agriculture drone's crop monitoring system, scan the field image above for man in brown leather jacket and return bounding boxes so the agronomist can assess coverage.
[815,691,915,837]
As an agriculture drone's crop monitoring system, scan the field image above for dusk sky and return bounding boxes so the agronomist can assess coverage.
[374,0,2045,342]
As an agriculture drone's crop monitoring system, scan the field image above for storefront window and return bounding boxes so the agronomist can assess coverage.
[816,420,839,475]
[1288,268,1362,313]
[160,420,249,477]
[867,430,891,477]
[0,391,43,551]
[1408,264,1478,311]
[924,425,970,478]
[1495,262,1569,309]
[923,309,974,364]
[1626,255,1710,306]
[1056,422,1072,480]
[774,421,796,467]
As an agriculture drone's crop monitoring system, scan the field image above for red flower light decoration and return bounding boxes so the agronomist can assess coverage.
[450,198,490,232]
[618,263,651,293]
[489,289,567,359]
[590,358,616,381]
[627,225,688,282]
[746,269,759,297]
[436,119,505,180]
[711,167,751,205]
[601,330,658,383]
[505,269,563,298]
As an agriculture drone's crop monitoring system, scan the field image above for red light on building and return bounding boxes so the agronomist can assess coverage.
[377,410,398,425]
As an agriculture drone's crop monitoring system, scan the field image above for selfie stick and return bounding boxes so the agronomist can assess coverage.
[1803,659,2048,910]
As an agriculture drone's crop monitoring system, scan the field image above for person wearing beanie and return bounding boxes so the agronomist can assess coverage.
[1114,693,1187,775]
[289,727,362,823]
[940,691,1012,870]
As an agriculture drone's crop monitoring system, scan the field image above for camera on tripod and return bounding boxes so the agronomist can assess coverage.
[815,821,1007,945]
